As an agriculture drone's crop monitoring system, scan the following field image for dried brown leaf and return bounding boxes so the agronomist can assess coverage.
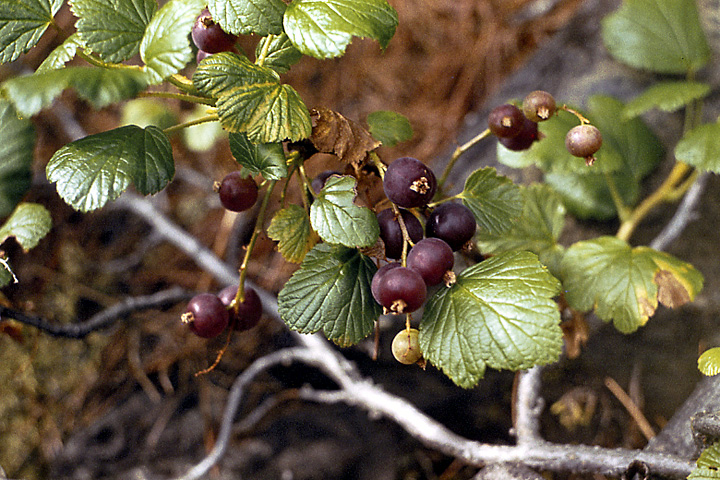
[310,108,381,169]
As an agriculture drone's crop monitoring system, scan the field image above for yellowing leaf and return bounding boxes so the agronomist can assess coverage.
[267,205,317,263]
[698,348,720,377]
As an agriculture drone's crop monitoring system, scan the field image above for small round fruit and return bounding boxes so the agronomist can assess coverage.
[383,157,437,208]
[565,124,602,158]
[218,285,263,331]
[311,170,341,194]
[426,203,476,251]
[498,117,540,151]
[191,9,238,54]
[218,172,258,212]
[373,266,426,314]
[392,328,423,365]
[377,209,424,259]
[522,90,557,122]
[371,262,402,304]
[182,293,229,338]
[488,104,525,138]
[196,49,212,63]
[407,238,454,286]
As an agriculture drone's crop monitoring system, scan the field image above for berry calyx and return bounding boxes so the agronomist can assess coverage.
[407,238,454,286]
[383,157,437,208]
[377,208,424,259]
[392,328,423,365]
[565,124,602,166]
[218,285,263,331]
[182,293,229,338]
[191,9,238,54]
[372,266,427,314]
[488,104,525,138]
[498,117,540,151]
[217,172,258,212]
[522,90,557,122]
[426,203,476,251]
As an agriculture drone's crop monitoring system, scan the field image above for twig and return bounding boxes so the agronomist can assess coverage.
[605,376,656,442]
[650,172,708,252]
[514,366,546,445]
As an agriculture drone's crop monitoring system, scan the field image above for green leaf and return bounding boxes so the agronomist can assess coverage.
[228,132,287,180]
[139,0,204,84]
[255,33,303,75]
[457,167,522,235]
[277,243,381,346]
[698,347,720,376]
[0,0,63,63]
[689,442,720,479]
[366,110,413,147]
[623,81,711,119]
[193,52,278,96]
[181,104,226,152]
[0,202,51,251]
[419,251,563,389]
[0,100,34,218]
[284,0,398,59]
[267,204,317,263]
[310,175,379,248]
[545,170,637,220]
[675,123,720,173]
[560,236,703,333]
[36,33,82,72]
[70,0,157,63]
[2,66,149,117]
[121,98,177,130]
[46,125,174,212]
[601,0,711,74]
[476,184,566,277]
[209,0,285,36]
[0,256,15,287]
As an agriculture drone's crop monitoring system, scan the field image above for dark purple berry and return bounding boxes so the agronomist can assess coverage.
[377,209,424,259]
[383,157,437,208]
[498,117,540,151]
[196,49,212,63]
[407,238,454,286]
[522,90,557,122]
[372,266,426,314]
[371,262,401,304]
[218,285,263,331]
[191,9,237,54]
[488,104,525,138]
[565,124,602,163]
[218,172,258,212]
[426,203,476,251]
[182,293,229,338]
[311,170,341,193]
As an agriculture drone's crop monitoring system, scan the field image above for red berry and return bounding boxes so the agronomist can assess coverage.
[218,172,258,212]
[218,285,263,331]
[372,266,426,314]
[182,293,229,338]
[377,209,424,259]
[498,117,540,151]
[407,238,454,286]
[383,157,437,208]
[488,104,525,138]
[191,9,237,54]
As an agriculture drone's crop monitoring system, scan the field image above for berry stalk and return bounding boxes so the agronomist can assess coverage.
[437,128,491,192]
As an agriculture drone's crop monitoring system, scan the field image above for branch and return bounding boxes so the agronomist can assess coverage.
[650,172,708,252]
[513,366,545,446]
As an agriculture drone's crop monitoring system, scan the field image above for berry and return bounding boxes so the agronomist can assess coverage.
[392,328,423,365]
[498,117,540,151]
[383,157,437,208]
[372,266,426,314]
[218,285,263,331]
[196,49,212,63]
[426,203,476,251]
[218,172,258,212]
[407,238,454,286]
[565,124,602,165]
[488,104,525,138]
[371,262,401,303]
[191,9,237,54]
[311,170,341,193]
[182,293,229,338]
[522,90,557,122]
[377,209,424,259]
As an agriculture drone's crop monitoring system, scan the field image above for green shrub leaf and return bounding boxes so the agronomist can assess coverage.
[139,0,204,84]
[310,175,379,248]
[457,167,522,235]
[0,0,63,63]
[366,110,413,147]
[46,125,173,212]
[2,67,149,117]
[0,202,51,252]
[419,251,563,389]
[255,33,303,74]
[278,243,381,346]
[476,184,565,277]
[194,52,278,95]
[0,100,35,218]
[698,347,720,376]
[228,132,287,180]
[71,0,157,63]
[689,441,720,479]
[675,123,720,173]
[267,204,317,263]
[284,0,398,59]
[560,236,704,333]
[36,33,82,72]
[623,81,711,119]
[209,0,285,36]
[601,0,710,74]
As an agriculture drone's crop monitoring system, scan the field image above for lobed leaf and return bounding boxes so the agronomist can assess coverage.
[0,202,51,252]
[255,33,303,75]
[46,125,173,212]
[601,0,710,74]
[309,175,379,248]
[457,167,522,235]
[267,204,317,263]
[193,51,278,96]
[209,0,285,36]
[277,243,381,346]
[366,110,413,147]
[560,236,703,333]
[623,81,711,119]
[36,33,82,72]
[284,0,398,59]
[228,132,287,180]
[0,0,63,63]
[70,0,156,63]
[689,441,720,479]
[419,251,563,389]
[698,347,720,376]
[675,123,720,173]
[0,100,35,218]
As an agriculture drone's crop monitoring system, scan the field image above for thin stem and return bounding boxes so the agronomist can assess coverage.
[167,73,196,93]
[163,113,219,136]
[255,34,276,67]
[297,164,313,210]
[138,91,215,106]
[369,151,387,179]
[438,128,491,190]
[603,171,631,222]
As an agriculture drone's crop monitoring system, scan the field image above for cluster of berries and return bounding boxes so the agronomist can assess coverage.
[192,8,238,62]
[489,90,602,165]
